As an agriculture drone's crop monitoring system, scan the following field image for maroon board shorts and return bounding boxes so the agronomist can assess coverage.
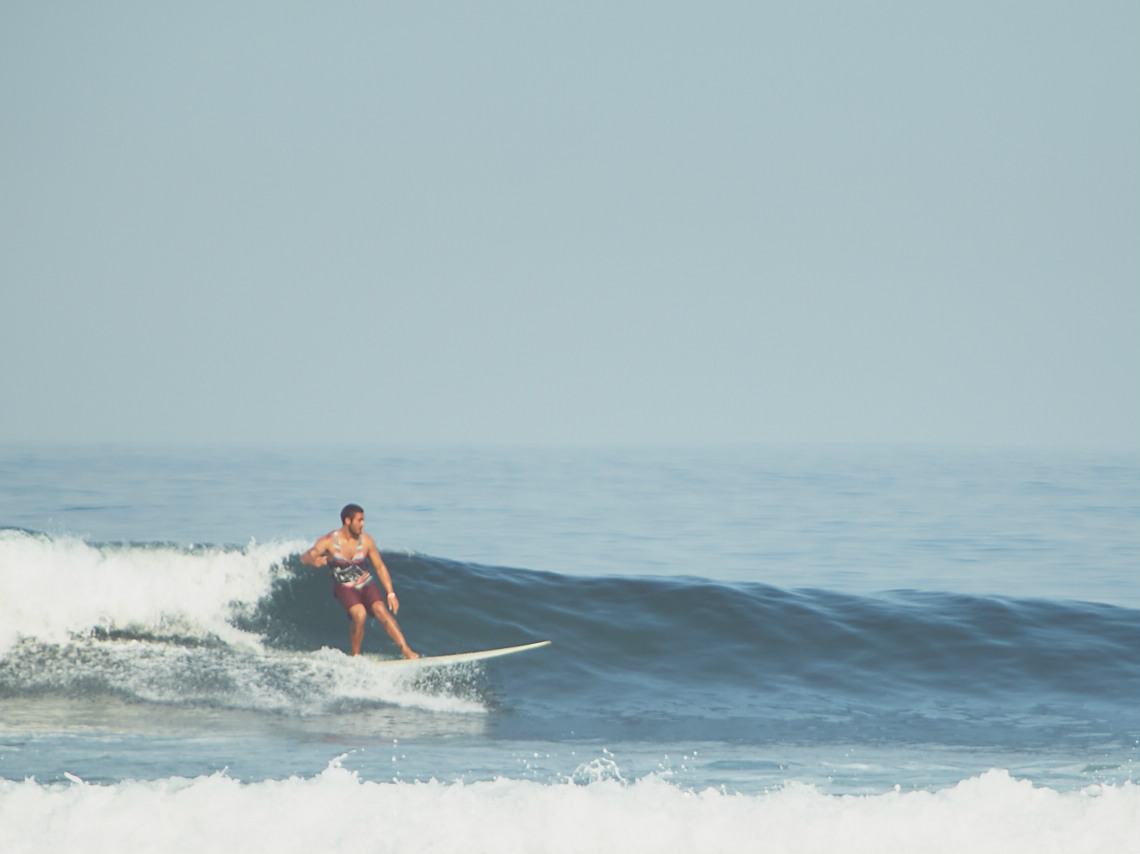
[333,580,383,613]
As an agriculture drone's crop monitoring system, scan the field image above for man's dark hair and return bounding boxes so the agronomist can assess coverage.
[341,503,364,524]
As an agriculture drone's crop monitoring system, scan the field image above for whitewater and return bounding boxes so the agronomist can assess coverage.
[0,444,1137,853]
[2,765,1134,854]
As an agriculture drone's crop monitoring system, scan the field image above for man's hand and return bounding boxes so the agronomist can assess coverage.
[300,544,329,568]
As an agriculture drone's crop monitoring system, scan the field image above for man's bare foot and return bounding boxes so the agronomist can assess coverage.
[401,647,420,660]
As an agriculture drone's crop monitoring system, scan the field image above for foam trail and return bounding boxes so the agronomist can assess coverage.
[0,766,1134,854]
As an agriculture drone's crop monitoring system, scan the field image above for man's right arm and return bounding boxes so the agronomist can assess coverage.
[301,534,331,567]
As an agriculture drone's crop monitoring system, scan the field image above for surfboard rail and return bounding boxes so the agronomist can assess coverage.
[367,640,551,667]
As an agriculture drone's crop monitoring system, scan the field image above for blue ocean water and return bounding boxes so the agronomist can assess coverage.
[1,444,1137,852]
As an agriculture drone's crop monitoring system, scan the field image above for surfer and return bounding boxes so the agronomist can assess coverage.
[301,504,419,659]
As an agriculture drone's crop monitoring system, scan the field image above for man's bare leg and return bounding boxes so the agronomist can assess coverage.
[371,601,418,659]
[346,604,368,656]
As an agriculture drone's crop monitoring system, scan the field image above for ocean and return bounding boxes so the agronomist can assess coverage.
[0,443,1137,852]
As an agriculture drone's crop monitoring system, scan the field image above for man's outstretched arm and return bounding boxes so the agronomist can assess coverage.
[301,534,332,567]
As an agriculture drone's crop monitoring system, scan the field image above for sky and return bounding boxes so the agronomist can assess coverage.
[2,2,1137,448]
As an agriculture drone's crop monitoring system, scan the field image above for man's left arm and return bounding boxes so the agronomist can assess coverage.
[366,536,400,614]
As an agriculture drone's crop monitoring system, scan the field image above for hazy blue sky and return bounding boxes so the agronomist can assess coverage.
[3,2,1137,447]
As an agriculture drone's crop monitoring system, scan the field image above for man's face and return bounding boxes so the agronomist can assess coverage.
[348,512,364,537]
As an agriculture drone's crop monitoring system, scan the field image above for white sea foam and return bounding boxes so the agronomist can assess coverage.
[0,530,483,715]
[0,765,1134,854]
[308,646,488,715]
[0,529,298,654]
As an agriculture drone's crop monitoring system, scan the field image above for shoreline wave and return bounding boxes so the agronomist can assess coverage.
[1,764,1135,854]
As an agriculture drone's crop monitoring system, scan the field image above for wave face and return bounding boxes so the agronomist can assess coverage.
[382,552,1139,747]
[2,529,1137,752]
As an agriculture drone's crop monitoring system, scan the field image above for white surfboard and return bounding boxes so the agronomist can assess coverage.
[367,640,551,667]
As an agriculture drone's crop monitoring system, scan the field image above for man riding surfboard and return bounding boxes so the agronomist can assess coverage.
[301,504,418,658]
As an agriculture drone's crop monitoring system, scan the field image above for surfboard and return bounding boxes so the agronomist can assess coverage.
[366,640,551,667]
